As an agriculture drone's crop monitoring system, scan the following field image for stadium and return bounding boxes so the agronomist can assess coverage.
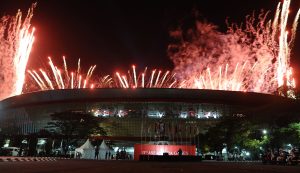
[0,88,299,159]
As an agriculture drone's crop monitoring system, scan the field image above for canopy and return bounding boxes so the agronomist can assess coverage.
[99,140,113,159]
[75,139,94,159]
[100,140,110,150]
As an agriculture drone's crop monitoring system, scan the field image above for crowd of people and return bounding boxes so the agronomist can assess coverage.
[94,146,115,160]
[115,149,132,160]
[262,148,300,165]
[93,146,132,160]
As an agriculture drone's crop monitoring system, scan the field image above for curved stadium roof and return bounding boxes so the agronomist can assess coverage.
[0,88,296,111]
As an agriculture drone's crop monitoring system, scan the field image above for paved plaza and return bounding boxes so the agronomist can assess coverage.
[0,159,300,173]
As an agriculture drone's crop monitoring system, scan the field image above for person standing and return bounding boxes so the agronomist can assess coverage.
[116,149,120,160]
[105,151,108,160]
[95,145,99,160]
[108,151,111,160]
[177,148,183,156]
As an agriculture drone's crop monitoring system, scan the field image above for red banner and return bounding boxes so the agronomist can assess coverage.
[134,144,196,160]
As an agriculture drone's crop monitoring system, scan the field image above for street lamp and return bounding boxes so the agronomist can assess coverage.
[246,152,250,156]
[262,129,267,135]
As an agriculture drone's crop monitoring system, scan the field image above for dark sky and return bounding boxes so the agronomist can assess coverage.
[1,0,300,79]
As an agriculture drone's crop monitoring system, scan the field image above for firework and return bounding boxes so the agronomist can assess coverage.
[95,75,114,88]
[114,65,178,88]
[25,0,299,99]
[27,57,97,90]
[0,4,35,100]
[168,0,299,97]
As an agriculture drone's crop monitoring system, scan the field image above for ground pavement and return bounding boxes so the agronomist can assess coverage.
[0,159,300,173]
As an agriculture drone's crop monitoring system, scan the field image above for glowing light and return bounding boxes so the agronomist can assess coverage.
[154,70,162,87]
[0,4,35,100]
[150,70,155,88]
[27,57,96,90]
[112,66,177,89]
[116,72,126,88]
[122,75,129,88]
[83,79,87,88]
[142,73,145,88]
[71,72,74,89]
[160,71,169,87]
[262,129,268,135]
[132,65,137,88]
[78,75,82,88]
[96,75,114,88]
[168,0,299,96]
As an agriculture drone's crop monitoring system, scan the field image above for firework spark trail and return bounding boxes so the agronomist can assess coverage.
[290,8,300,48]
[132,65,137,88]
[191,63,246,91]
[32,70,47,89]
[28,70,43,90]
[207,68,213,89]
[71,72,74,89]
[123,76,129,88]
[63,56,70,82]
[168,0,299,96]
[83,79,87,88]
[27,57,97,91]
[86,65,95,80]
[277,0,290,87]
[149,70,155,88]
[77,58,81,85]
[114,66,177,88]
[99,75,113,87]
[78,75,82,88]
[85,65,96,85]
[160,70,170,87]
[169,80,177,88]
[142,73,145,88]
[57,69,65,89]
[154,70,162,87]
[272,3,281,41]
[48,57,61,89]
[0,4,35,100]
[116,72,126,88]
[40,69,54,89]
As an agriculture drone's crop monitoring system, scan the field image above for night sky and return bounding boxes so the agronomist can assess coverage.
[1,0,300,81]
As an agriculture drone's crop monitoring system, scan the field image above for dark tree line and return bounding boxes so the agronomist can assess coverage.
[195,112,300,159]
[47,110,106,138]
[46,110,106,155]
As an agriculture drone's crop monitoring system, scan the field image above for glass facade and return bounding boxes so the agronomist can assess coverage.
[0,100,245,139]
[0,89,296,156]
[1,88,275,142]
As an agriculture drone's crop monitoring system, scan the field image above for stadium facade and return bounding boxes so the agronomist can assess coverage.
[0,88,298,155]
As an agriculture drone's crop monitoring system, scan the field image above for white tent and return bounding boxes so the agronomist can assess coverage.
[75,139,94,159]
[99,140,113,159]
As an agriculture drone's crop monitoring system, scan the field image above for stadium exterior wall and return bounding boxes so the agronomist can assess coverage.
[0,89,297,138]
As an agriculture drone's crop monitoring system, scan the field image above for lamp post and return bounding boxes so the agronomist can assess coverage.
[262,129,267,135]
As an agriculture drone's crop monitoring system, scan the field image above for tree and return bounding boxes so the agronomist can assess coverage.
[48,111,106,137]
[204,116,246,153]
[47,111,106,154]
[203,115,270,159]
[277,122,300,147]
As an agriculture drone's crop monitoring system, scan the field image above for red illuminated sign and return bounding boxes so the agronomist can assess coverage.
[134,144,196,160]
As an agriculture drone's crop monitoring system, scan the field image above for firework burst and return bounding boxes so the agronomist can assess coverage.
[0,4,35,100]
[168,0,299,97]
[24,0,300,99]
[27,57,97,90]
[114,65,179,88]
